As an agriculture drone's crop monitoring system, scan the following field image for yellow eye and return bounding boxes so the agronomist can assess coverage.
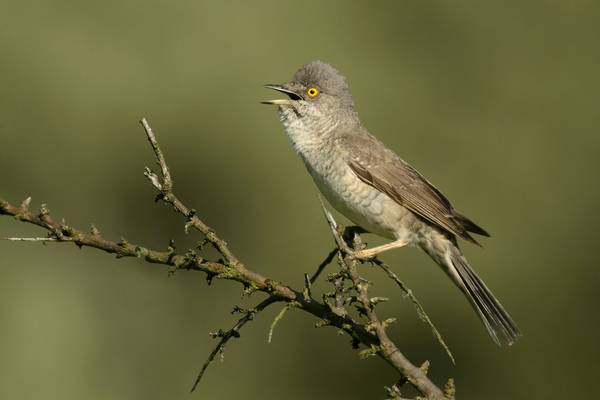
[306,87,319,97]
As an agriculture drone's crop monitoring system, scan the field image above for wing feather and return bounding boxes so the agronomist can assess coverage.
[340,130,489,244]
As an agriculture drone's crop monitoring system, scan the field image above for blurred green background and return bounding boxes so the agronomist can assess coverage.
[1,1,598,399]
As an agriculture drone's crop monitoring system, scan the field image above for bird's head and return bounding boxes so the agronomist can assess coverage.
[262,61,356,128]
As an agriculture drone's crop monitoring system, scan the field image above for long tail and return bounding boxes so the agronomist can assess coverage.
[424,240,521,346]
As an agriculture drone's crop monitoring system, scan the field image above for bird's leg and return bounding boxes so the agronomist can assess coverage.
[339,225,409,260]
[352,239,410,260]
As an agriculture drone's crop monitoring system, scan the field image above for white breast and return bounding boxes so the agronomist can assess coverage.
[278,107,416,241]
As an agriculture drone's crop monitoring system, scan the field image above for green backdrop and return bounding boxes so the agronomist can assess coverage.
[1,1,598,399]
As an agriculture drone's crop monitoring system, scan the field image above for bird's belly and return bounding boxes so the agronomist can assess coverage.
[307,161,417,242]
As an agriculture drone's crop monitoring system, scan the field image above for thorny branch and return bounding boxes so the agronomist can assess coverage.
[0,118,453,399]
[189,296,278,392]
[320,207,453,399]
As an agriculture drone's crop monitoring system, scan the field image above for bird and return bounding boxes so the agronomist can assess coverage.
[262,60,521,346]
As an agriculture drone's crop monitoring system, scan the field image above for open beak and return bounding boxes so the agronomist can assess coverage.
[261,84,300,105]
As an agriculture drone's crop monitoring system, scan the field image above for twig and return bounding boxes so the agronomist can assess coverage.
[373,258,455,364]
[320,203,447,400]
[193,246,336,388]
[310,248,338,283]
[140,118,172,192]
[268,302,297,343]
[190,296,278,392]
[1,197,389,392]
[139,118,239,266]
[268,246,340,339]
[2,237,59,242]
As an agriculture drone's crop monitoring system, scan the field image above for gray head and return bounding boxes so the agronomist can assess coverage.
[262,61,357,129]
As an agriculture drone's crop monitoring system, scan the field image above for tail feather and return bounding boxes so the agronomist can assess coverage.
[453,212,490,237]
[446,247,521,346]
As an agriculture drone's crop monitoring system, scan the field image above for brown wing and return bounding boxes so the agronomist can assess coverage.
[340,130,489,244]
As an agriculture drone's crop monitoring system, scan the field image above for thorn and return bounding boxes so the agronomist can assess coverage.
[231,305,249,315]
[209,329,225,339]
[167,263,179,276]
[166,240,176,265]
[206,272,216,285]
[20,197,31,210]
[384,383,402,399]
[419,360,430,375]
[144,167,163,191]
[369,296,389,305]
[303,273,312,299]
[183,210,201,234]
[39,203,49,217]
[90,224,100,236]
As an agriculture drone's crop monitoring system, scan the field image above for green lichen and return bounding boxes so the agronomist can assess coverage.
[358,344,380,359]
[314,319,330,328]
[134,246,149,258]
[216,267,241,280]
[443,378,456,399]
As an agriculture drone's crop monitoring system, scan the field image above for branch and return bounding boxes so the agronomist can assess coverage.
[321,206,447,399]
[190,296,278,392]
[140,118,239,266]
[0,199,385,382]
[0,118,451,399]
